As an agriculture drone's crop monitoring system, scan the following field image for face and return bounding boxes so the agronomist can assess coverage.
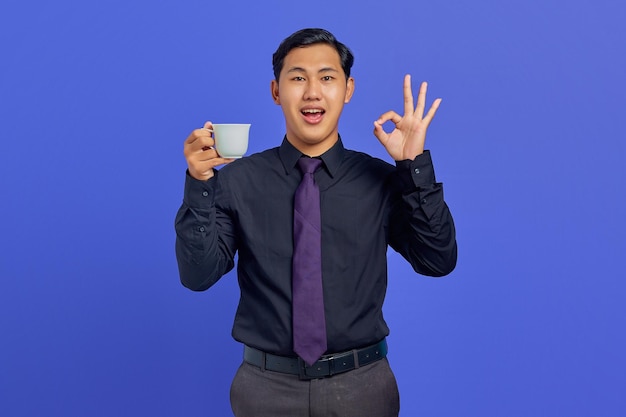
[271,43,354,156]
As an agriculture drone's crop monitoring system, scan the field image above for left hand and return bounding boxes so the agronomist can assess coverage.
[373,74,442,161]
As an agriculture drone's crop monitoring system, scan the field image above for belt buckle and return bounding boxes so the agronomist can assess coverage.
[297,356,333,380]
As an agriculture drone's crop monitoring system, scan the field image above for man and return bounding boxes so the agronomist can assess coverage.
[175,28,456,417]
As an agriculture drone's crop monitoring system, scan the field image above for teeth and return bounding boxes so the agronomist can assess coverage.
[302,109,323,114]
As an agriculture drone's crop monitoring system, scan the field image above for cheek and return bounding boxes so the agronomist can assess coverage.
[280,91,301,109]
[330,89,349,106]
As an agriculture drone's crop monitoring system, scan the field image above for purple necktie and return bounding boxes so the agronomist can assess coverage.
[292,157,327,366]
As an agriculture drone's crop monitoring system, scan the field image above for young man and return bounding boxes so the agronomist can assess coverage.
[175,28,457,417]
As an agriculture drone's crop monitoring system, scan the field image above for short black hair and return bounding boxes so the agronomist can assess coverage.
[272,28,354,81]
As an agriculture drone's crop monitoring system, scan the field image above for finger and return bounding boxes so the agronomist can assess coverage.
[213,157,236,165]
[376,110,403,127]
[403,74,414,117]
[185,139,216,162]
[193,146,220,161]
[423,98,442,124]
[185,121,214,145]
[202,121,215,135]
[185,130,209,146]
[415,81,427,118]
[185,129,215,148]
[189,136,215,153]
[193,144,238,165]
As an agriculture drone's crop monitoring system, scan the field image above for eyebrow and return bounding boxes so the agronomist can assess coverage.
[286,66,340,74]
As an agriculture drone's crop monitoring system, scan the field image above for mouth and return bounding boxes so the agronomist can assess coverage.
[300,107,325,124]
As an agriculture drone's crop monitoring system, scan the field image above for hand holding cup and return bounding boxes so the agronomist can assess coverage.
[183,121,235,180]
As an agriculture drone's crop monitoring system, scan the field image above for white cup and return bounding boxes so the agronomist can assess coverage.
[211,124,250,158]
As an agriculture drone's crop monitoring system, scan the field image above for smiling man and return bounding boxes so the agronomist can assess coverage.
[175,28,457,417]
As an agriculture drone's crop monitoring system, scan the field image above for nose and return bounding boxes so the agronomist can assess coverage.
[303,79,321,100]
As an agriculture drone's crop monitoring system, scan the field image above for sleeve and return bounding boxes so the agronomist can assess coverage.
[387,150,458,277]
[174,170,237,291]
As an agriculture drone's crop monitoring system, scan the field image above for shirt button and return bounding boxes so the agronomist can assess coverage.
[414,168,420,174]
[421,199,427,205]
[199,226,206,232]
[202,191,209,197]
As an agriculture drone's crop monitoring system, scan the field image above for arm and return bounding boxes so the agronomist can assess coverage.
[375,75,456,276]
[388,152,457,276]
[174,122,237,290]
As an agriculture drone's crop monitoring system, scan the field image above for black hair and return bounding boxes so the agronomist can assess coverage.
[272,28,354,81]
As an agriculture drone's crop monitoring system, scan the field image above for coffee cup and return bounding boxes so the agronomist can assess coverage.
[210,124,250,159]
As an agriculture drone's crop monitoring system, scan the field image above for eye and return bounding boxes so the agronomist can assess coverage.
[292,76,305,81]
[321,75,334,81]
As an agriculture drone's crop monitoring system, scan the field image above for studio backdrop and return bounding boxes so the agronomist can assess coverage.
[1,0,625,416]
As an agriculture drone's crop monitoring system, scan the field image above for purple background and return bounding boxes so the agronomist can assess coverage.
[1,0,625,415]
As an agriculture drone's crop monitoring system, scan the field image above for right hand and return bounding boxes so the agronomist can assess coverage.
[183,121,235,180]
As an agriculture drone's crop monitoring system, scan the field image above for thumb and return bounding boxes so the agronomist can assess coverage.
[203,121,213,130]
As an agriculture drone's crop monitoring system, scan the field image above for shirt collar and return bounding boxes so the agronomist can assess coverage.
[278,135,345,178]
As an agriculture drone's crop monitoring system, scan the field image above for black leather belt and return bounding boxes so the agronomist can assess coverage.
[243,339,387,380]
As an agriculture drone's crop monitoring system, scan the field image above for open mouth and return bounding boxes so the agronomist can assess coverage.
[301,108,325,124]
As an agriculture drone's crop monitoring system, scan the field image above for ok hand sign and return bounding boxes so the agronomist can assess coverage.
[373,74,442,161]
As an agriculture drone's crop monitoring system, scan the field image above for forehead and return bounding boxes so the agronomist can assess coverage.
[282,43,343,73]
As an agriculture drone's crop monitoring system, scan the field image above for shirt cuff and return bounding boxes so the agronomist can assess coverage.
[183,170,217,208]
[395,150,436,188]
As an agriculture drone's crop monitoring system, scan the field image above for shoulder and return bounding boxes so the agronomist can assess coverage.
[218,147,281,177]
[342,148,395,175]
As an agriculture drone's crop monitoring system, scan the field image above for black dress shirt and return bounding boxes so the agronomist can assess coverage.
[175,137,456,356]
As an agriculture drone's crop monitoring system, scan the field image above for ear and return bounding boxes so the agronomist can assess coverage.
[271,79,280,105]
[344,77,355,104]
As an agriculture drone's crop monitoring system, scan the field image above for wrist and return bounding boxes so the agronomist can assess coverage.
[189,168,214,181]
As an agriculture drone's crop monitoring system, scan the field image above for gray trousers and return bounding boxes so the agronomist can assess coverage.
[230,358,400,417]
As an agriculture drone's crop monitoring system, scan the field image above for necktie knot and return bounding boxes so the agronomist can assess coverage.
[298,157,322,175]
